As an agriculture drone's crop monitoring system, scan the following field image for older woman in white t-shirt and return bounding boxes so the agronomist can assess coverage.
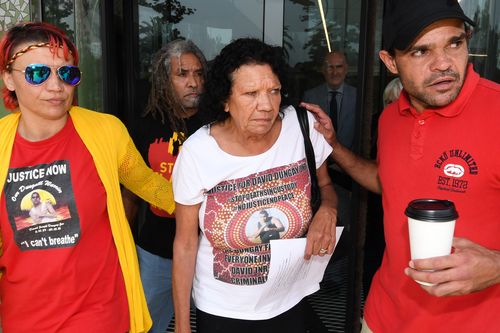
[172,38,338,333]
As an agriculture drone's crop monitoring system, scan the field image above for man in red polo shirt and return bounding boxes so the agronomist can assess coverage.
[302,0,500,332]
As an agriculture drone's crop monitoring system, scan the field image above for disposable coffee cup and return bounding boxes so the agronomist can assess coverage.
[405,199,458,286]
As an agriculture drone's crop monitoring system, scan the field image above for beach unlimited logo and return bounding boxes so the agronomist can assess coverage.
[434,149,478,193]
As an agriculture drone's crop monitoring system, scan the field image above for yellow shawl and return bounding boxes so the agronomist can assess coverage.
[0,106,175,332]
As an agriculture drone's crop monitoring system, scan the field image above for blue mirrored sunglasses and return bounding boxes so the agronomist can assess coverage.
[11,64,82,86]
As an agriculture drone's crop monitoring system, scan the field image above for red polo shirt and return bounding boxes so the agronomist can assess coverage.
[364,65,500,332]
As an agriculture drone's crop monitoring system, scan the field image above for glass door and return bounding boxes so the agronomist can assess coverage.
[125,0,266,129]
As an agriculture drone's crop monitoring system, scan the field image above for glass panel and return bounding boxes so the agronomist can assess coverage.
[283,1,363,331]
[133,0,265,125]
[461,0,500,83]
[74,0,103,111]
[41,1,75,39]
[283,0,362,105]
[138,0,264,79]
[41,0,104,112]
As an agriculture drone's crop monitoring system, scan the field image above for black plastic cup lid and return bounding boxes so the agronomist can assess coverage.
[405,199,458,222]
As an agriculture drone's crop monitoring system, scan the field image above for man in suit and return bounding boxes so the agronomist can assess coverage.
[303,50,357,233]
[303,50,357,150]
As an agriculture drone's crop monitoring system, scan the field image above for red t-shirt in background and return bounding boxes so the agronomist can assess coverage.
[0,117,129,332]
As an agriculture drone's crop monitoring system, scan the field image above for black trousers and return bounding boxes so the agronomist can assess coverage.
[196,299,307,333]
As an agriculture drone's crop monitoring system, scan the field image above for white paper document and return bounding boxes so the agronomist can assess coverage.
[255,226,344,306]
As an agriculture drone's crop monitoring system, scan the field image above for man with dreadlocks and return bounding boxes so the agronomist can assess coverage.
[122,39,207,332]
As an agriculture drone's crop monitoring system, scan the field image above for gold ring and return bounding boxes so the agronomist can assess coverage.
[319,248,328,254]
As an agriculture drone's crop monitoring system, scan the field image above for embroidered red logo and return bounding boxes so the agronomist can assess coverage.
[434,149,478,194]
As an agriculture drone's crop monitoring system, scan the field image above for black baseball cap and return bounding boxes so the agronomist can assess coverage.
[382,0,475,51]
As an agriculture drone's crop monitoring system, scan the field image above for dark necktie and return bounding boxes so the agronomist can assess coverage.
[329,91,338,131]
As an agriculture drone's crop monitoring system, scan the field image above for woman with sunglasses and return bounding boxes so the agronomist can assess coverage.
[0,22,173,333]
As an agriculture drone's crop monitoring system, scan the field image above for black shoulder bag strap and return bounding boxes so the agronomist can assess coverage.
[295,106,321,214]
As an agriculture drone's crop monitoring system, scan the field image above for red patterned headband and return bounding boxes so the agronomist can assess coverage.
[5,42,68,70]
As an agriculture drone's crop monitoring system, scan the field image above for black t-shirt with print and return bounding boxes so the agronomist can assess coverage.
[132,112,203,259]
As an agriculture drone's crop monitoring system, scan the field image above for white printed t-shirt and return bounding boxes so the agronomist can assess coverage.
[172,106,332,320]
